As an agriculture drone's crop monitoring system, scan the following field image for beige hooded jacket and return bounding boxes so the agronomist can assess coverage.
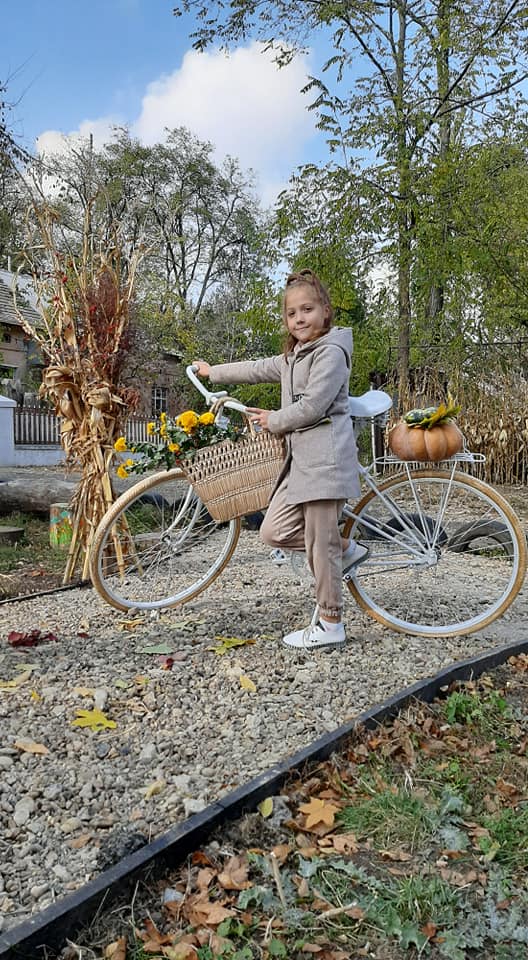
[208,328,361,505]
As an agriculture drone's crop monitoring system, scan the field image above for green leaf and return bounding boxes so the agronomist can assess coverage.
[399,923,427,949]
[268,939,287,957]
[139,642,176,654]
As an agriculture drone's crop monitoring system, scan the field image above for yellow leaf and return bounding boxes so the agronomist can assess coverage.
[144,778,166,800]
[30,690,41,701]
[258,797,274,818]
[71,708,117,731]
[14,739,49,755]
[208,636,257,655]
[239,674,256,693]
[0,665,35,691]
[299,797,340,829]
[117,617,145,631]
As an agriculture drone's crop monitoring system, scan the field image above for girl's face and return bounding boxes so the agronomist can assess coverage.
[284,283,330,344]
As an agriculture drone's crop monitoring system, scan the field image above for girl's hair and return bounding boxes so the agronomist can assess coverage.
[282,269,334,355]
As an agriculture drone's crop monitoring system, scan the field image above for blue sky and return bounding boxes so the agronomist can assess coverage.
[4,0,329,205]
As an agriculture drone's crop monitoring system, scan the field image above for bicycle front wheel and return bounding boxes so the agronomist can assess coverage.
[90,469,241,611]
[343,470,527,637]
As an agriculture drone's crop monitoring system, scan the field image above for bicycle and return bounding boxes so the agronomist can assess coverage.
[90,365,527,638]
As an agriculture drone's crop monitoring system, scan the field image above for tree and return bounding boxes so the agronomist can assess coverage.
[173,0,528,392]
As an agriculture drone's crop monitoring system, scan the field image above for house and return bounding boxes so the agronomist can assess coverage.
[0,269,43,405]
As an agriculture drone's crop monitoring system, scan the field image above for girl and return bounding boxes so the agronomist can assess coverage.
[193,269,366,650]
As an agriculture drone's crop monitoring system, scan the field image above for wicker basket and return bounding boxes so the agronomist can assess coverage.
[181,419,285,522]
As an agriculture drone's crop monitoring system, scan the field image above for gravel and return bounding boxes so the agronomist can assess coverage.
[1,526,528,934]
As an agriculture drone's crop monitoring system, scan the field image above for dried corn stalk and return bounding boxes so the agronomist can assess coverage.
[15,199,145,582]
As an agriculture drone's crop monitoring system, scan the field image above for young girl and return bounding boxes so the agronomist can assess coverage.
[193,269,366,650]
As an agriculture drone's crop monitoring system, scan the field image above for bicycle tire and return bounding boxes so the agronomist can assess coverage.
[343,470,527,637]
[90,469,241,611]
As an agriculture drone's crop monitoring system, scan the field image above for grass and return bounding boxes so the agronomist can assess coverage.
[0,511,66,593]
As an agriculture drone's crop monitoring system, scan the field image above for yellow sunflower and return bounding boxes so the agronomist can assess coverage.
[114,436,128,452]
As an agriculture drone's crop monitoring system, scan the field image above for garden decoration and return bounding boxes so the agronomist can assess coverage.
[388,397,464,461]
[15,198,145,582]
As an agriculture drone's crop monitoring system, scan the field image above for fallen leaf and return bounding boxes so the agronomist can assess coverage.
[421,922,437,940]
[0,666,35,691]
[271,843,291,864]
[208,636,257,655]
[139,643,177,655]
[158,656,175,671]
[183,892,235,927]
[239,674,256,693]
[73,686,95,698]
[104,937,126,960]
[117,617,145,631]
[258,797,273,818]
[68,833,92,849]
[380,848,413,862]
[7,629,58,648]
[144,778,166,800]
[217,855,251,890]
[299,797,340,830]
[30,690,41,701]
[14,739,49,755]
[71,708,117,731]
[330,832,358,854]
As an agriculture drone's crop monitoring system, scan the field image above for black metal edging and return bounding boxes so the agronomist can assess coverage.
[2,635,527,959]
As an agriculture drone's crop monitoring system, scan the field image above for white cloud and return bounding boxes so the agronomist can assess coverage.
[36,116,120,157]
[36,43,319,205]
[133,42,316,193]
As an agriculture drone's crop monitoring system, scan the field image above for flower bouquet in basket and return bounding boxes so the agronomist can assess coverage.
[114,407,285,523]
[113,410,241,478]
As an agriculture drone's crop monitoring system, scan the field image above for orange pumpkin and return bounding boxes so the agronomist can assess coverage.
[388,420,464,461]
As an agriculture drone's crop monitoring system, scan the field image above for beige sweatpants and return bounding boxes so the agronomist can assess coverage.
[260,474,345,620]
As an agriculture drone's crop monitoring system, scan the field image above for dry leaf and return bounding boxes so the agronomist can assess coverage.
[0,666,35,691]
[73,686,95,697]
[104,937,126,959]
[14,739,49,755]
[183,891,235,927]
[30,690,41,701]
[196,868,216,890]
[71,708,117,731]
[299,797,339,829]
[217,855,251,890]
[144,779,166,800]
[258,796,273,818]
[117,617,145,631]
[329,832,358,854]
[271,843,291,864]
[68,833,92,849]
[239,674,256,692]
[208,636,257,655]
[380,848,413,862]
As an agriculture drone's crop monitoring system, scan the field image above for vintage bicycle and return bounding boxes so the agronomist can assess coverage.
[90,366,527,638]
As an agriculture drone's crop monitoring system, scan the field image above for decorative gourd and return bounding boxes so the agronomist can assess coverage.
[388,397,464,462]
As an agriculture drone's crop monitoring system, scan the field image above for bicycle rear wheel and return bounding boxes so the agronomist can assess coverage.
[90,469,241,611]
[343,470,527,637]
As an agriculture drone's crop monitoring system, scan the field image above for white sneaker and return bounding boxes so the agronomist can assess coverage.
[269,548,288,566]
[282,617,346,650]
[342,541,369,581]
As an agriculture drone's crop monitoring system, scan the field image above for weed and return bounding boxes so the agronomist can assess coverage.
[443,688,512,737]
[480,807,528,868]
[338,786,438,851]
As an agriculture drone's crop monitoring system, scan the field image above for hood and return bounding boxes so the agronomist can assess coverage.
[294,326,352,367]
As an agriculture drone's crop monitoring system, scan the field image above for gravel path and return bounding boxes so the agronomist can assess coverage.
[1,527,528,935]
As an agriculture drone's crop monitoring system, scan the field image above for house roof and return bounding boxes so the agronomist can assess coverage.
[0,273,41,330]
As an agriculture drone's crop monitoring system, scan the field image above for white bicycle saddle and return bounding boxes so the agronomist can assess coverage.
[348,390,393,419]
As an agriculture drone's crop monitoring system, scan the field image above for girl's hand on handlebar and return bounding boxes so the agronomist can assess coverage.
[192,360,211,378]
[247,407,271,430]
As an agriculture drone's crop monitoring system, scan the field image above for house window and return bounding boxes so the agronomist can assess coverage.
[152,386,168,417]
[1,330,12,343]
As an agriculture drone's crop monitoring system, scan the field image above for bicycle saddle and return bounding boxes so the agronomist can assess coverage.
[348,390,393,419]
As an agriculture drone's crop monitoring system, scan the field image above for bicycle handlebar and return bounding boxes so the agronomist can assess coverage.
[186,364,248,414]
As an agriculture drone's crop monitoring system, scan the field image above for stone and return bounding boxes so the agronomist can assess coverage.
[13,797,35,826]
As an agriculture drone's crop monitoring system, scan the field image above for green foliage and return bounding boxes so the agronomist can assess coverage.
[442,689,511,737]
